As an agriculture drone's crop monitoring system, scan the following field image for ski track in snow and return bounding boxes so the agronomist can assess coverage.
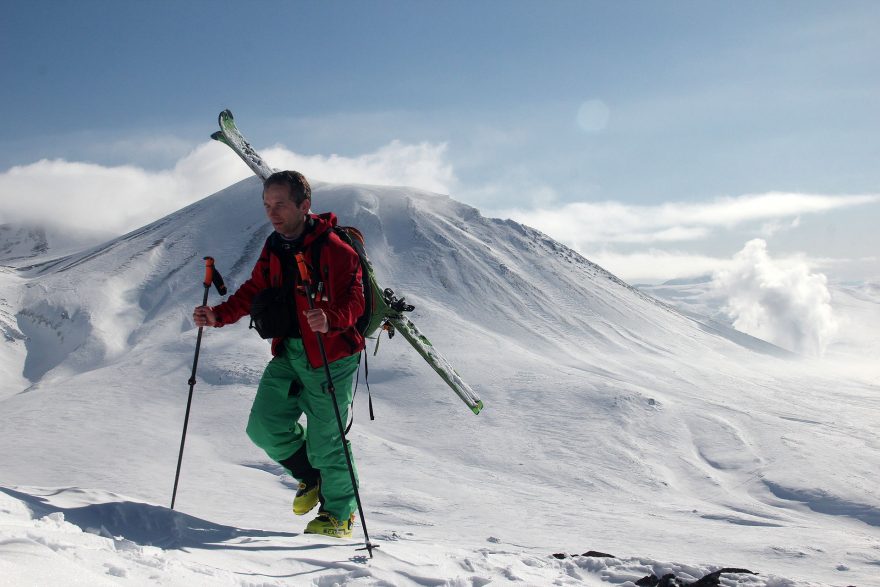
[1,178,879,585]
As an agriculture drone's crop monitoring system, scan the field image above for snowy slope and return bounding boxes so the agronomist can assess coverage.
[640,277,880,385]
[1,178,879,586]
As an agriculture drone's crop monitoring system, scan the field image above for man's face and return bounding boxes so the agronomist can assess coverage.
[263,184,310,238]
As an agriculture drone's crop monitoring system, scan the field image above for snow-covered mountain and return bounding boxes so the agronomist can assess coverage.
[0,222,115,264]
[0,224,50,262]
[1,178,878,586]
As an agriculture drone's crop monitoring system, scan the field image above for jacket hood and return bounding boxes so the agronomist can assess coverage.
[301,212,338,247]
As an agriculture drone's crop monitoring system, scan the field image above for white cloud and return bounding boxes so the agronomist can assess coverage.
[586,249,729,282]
[0,159,187,235]
[503,192,880,247]
[759,216,801,238]
[576,246,875,289]
[677,192,879,225]
[0,139,455,235]
[263,140,454,194]
[711,239,838,357]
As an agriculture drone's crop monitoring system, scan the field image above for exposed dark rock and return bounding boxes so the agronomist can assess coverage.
[551,550,617,560]
[636,568,756,587]
[581,550,615,558]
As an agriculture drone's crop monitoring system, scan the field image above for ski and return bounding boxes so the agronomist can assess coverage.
[211,110,276,180]
[211,110,483,415]
[387,315,483,414]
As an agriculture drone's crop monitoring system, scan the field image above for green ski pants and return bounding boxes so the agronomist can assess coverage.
[246,337,360,520]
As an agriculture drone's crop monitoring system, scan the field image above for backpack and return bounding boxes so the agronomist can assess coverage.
[312,225,392,430]
[312,225,388,338]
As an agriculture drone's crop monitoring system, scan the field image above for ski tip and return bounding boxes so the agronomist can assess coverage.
[471,400,484,415]
[218,109,234,125]
[210,130,230,146]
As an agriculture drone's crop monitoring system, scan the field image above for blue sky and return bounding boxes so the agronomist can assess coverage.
[1,1,878,282]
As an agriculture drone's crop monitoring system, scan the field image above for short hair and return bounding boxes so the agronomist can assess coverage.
[263,170,311,204]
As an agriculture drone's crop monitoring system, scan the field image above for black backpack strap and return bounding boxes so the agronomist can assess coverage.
[250,234,276,332]
[309,229,331,292]
[344,350,375,436]
[346,353,358,436]
[365,351,374,421]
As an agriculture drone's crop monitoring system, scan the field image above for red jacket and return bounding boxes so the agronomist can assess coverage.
[211,213,366,368]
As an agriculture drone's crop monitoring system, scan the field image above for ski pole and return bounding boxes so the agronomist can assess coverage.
[171,256,227,510]
[295,253,376,557]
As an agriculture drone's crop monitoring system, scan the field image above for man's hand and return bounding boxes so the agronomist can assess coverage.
[193,306,217,327]
[303,309,329,334]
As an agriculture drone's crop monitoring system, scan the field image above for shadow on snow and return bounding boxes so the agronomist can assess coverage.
[1,486,302,551]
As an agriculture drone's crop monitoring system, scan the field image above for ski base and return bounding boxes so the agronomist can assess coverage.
[387,315,483,414]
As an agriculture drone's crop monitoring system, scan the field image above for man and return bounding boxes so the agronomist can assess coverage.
[193,170,365,538]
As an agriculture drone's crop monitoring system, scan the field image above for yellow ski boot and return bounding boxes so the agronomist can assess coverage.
[292,481,320,516]
[304,511,355,538]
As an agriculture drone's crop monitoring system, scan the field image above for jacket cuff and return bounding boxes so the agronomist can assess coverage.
[210,306,226,327]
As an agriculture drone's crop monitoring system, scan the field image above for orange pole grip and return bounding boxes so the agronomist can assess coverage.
[203,256,215,288]
[295,253,311,284]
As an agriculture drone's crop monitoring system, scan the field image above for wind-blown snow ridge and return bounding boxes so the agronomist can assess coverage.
[1,178,879,585]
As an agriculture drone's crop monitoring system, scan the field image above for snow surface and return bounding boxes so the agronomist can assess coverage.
[1,177,879,586]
